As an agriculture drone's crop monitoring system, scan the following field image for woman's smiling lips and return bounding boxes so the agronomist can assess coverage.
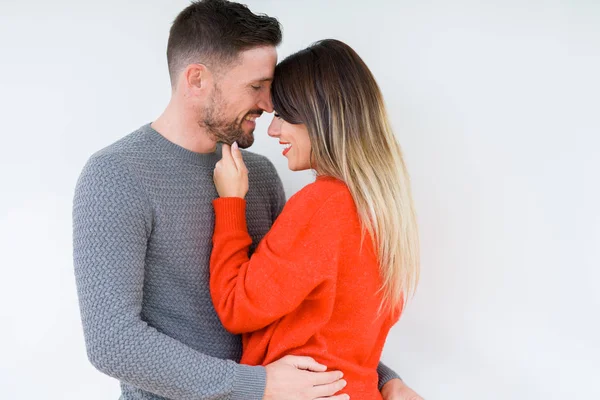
[280,141,292,156]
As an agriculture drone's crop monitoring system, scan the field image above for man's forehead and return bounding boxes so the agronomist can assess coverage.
[235,46,277,75]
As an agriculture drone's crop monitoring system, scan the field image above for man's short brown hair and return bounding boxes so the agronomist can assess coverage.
[167,0,282,85]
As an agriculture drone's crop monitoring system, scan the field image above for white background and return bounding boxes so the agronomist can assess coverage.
[1,0,599,399]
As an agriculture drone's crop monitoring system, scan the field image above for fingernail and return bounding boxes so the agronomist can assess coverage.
[232,141,238,150]
[341,379,347,387]
[339,372,344,379]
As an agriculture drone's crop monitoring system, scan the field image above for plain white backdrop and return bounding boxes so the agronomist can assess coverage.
[1,0,599,399]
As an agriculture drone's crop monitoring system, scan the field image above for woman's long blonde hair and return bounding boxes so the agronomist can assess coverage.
[272,39,420,312]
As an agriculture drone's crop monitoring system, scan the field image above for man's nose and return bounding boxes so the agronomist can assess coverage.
[257,92,273,113]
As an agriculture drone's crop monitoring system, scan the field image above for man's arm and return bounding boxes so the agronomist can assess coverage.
[378,363,424,400]
[378,361,400,390]
[381,378,424,400]
[73,154,264,399]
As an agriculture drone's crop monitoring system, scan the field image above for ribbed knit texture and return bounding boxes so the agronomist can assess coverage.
[210,177,402,400]
[73,124,284,399]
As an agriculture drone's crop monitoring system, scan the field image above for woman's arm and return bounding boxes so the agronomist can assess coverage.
[209,194,343,334]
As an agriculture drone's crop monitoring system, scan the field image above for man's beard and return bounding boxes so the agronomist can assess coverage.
[200,85,259,149]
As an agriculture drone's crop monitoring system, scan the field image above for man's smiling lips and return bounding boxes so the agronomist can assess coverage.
[242,112,262,127]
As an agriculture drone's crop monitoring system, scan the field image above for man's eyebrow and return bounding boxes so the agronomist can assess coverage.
[255,77,273,82]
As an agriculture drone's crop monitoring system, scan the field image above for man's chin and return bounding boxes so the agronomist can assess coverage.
[237,134,254,149]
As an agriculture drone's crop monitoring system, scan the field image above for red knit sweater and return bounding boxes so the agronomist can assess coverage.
[210,176,401,399]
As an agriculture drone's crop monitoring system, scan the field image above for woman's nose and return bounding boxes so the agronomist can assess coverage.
[267,116,281,137]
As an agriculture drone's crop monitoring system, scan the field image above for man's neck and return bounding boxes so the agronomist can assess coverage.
[152,100,217,154]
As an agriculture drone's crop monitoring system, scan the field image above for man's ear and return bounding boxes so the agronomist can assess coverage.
[184,63,211,92]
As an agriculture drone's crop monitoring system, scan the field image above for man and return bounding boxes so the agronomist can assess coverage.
[73,0,422,399]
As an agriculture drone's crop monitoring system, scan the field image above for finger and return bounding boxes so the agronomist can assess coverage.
[221,143,234,167]
[309,371,344,386]
[231,141,247,172]
[284,355,327,372]
[311,379,347,399]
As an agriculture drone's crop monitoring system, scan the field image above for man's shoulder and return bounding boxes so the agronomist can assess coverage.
[92,125,151,160]
[82,125,152,172]
[75,127,155,193]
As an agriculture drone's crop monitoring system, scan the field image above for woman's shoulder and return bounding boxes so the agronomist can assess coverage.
[286,176,354,214]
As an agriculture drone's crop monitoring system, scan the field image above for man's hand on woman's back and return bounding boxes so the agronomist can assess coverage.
[264,355,349,400]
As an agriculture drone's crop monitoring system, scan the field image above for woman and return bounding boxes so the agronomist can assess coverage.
[210,39,420,399]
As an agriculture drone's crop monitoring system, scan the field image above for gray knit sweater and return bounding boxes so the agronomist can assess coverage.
[73,124,399,399]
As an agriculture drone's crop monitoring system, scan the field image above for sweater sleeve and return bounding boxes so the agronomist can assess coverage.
[209,193,343,334]
[73,154,265,400]
[377,361,402,390]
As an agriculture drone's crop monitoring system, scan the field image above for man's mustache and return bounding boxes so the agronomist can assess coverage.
[243,110,264,120]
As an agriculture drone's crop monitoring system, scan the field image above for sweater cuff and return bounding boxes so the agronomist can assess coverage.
[378,362,401,390]
[232,364,266,400]
[213,198,247,234]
